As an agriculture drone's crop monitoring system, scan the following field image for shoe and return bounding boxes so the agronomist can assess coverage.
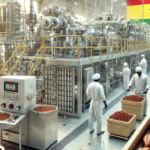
[97,130,105,135]
[90,129,95,133]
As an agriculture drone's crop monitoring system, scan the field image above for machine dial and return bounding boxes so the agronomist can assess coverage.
[8,104,14,109]
[16,105,21,111]
[1,103,6,108]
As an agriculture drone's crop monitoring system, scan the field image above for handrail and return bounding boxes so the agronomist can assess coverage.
[29,58,42,75]
[0,46,20,73]
[30,47,42,65]
[28,47,42,75]
[9,47,27,75]
[10,35,150,76]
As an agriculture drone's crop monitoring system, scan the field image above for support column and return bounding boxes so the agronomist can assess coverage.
[77,65,82,118]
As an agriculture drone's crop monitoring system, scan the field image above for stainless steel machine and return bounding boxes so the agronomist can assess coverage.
[0,76,58,150]
[0,0,150,120]
[0,76,36,150]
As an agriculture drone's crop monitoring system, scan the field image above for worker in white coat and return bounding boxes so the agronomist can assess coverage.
[86,73,107,135]
[127,66,149,116]
[139,54,147,75]
[122,62,131,90]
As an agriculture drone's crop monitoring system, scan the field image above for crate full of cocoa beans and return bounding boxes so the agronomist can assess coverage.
[121,95,145,120]
[107,111,136,137]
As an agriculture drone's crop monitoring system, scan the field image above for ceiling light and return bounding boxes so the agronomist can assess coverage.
[74,2,78,5]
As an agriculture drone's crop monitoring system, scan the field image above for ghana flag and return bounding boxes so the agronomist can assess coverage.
[127,0,150,24]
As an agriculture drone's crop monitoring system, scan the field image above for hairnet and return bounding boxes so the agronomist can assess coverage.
[141,54,145,58]
[92,73,101,80]
[136,66,142,72]
[123,62,128,66]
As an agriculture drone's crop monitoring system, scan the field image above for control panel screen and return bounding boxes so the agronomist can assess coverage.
[4,82,18,92]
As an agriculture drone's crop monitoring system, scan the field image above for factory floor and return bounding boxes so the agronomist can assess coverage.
[2,73,150,150]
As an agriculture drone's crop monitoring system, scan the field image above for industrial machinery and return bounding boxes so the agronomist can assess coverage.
[0,76,58,150]
[0,0,149,119]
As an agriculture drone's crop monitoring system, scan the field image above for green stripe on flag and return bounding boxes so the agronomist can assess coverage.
[130,19,150,25]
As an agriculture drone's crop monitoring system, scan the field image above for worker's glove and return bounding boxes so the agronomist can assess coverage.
[143,91,147,94]
[126,89,130,91]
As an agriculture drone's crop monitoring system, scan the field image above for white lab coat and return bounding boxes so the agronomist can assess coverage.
[122,67,131,90]
[86,81,106,132]
[139,58,147,75]
[129,73,149,115]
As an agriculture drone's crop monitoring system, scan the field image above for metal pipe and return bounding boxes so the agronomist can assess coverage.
[111,0,114,15]
[95,0,97,18]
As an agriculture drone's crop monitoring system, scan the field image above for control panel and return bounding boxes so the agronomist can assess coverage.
[0,76,36,115]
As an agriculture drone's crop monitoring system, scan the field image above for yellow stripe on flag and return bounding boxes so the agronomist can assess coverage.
[144,4,150,19]
[127,5,143,20]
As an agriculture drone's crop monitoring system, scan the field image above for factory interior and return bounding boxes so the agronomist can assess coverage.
[0,0,150,150]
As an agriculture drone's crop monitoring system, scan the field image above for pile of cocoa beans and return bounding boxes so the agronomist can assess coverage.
[123,95,144,102]
[109,111,133,122]
[34,106,55,112]
[0,113,10,120]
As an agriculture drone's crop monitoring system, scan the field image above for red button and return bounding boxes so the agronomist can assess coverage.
[1,103,6,108]
[8,104,14,109]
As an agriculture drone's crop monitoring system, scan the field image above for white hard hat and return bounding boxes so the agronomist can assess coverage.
[92,73,101,80]
[123,62,128,66]
[136,66,142,72]
[141,54,145,58]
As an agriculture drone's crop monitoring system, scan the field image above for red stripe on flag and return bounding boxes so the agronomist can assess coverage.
[127,0,150,6]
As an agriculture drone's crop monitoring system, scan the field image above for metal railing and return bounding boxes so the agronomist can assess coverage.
[41,36,150,61]
[2,35,150,75]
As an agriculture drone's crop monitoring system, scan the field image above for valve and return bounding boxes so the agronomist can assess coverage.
[16,105,21,111]
[8,104,14,109]
[1,103,6,108]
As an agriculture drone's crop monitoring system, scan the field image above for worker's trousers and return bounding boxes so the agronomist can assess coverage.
[135,92,147,115]
[89,100,102,132]
[123,77,129,90]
